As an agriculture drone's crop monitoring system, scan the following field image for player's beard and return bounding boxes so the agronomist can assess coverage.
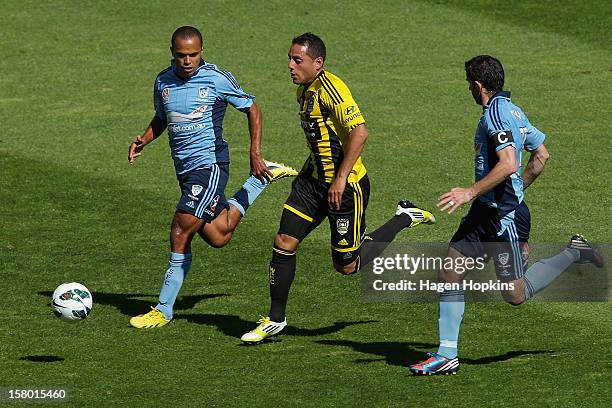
[471,87,482,105]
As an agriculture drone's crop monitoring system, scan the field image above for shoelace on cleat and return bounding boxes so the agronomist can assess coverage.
[256,316,270,325]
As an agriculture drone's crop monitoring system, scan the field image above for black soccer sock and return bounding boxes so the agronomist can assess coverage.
[268,245,296,322]
[359,215,410,268]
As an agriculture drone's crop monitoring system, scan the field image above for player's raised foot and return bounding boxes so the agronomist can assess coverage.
[241,316,287,343]
[264,160,298,183]
[409,352,460,376]
[396,200,436,227]
[129,307,171,329]
[567,234,604,267]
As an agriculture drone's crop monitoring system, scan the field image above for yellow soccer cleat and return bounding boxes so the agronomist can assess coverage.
[264,161,298,183]
[241,316,287,343]
[396,200,436,227]
[129,307,171,329]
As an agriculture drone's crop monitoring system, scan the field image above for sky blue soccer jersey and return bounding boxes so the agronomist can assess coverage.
[154,60,254,174]
[474,92,545,214]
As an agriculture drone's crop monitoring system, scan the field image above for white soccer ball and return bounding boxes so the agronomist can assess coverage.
[51,282,93,322]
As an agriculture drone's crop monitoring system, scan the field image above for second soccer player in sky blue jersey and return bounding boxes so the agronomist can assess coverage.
[410,55,603,376]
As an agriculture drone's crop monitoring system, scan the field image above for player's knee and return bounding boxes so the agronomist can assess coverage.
[333,261,358,275]
[438,267,462,283]
[332,251,359,275]
[502,291,525,306]
[274,233,299,252]
[207,235,231,248]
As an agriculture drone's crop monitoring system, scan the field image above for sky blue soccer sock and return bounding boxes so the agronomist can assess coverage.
[437,289,465,359]
[227,175,268,216]
[523,248,579,300]
[156,252,192,320]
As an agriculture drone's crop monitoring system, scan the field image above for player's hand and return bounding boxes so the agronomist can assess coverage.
[328,177,347,210]
[128,135,146,164]
[437,187,474,214]
[250,153,272,183]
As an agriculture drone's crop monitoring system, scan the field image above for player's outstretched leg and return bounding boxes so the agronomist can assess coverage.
[395,200,437,227]
[228,161,297,216]
[359,200,435,267]
[264,160,299,183]
[523,234,603,300]
[567,234,604,266]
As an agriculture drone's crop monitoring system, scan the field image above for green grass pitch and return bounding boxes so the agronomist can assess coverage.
[1,0,610,406]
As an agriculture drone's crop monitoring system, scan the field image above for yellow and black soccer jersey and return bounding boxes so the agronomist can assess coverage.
[297,70,367,183]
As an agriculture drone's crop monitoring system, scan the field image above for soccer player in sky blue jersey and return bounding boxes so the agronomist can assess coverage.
[127,26,297,329]
[409,55,603,375]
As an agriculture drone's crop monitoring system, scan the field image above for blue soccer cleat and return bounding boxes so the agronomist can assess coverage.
[409,352,460,376]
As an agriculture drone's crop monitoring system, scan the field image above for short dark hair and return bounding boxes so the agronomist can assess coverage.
[464,55,504,93]
[292,32,326,61]
[171,26,203,48]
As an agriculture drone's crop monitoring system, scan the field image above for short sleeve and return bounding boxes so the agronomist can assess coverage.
[153,78,165,120]
[485,111,515,152]
[523,120,546,151]
[215,71,254,112]
[318,74,365,132]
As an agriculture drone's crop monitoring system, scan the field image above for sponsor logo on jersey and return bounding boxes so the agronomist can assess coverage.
[345,105,356,115]
[191,185,203,196]
[166,105,208,124]
[162,87,170,102]
[341,111,363,126]
[306,92,315,113]
[337,218,350,235]
[338,238,349,246]
[186,201,195,209]
[199,87,209,99]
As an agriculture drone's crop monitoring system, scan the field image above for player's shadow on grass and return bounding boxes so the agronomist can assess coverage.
[316,339,552,367]
[19,355,64,363]
[37,291,228,317]
[176,313,378,340]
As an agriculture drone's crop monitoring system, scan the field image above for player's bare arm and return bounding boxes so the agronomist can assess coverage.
[438,145,517,213]
[328,124,368,210]
[128,115,167,163]
[522,144,549,189]
[245,102,271,182]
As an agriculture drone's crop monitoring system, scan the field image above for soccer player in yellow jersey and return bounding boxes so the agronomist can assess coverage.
[241,33,435,342]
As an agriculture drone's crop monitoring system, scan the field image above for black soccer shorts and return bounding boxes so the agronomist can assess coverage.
[278,174,370,266]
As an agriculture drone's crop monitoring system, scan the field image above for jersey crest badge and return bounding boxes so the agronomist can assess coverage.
[337,219,350,235]
[498,252,510,266]
[191,185,203,196]
[162,87,170,102]
[198,87,209,99]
